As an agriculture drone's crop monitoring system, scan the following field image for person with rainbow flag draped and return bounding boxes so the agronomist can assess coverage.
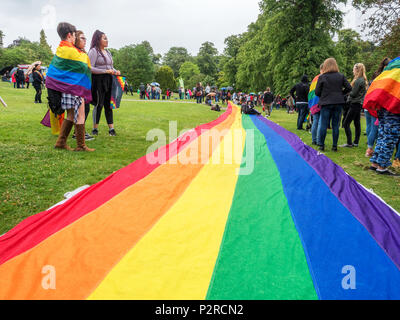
[46,22,94,152]
[309,64,324,145]
[364,56,400,176]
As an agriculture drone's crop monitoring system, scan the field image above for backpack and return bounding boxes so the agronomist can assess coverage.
[47,88,64,116]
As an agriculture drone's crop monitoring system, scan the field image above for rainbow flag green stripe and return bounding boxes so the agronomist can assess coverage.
[207,115,317,300]
[1,104,400,300]
[50,55,92,79]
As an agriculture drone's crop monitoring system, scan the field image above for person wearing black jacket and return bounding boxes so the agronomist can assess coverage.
[262,87,274,117]
[16,68,25,88]
[340,63,368,148]
[32,64,43,103]
[290,75,310,130]
[315,58,352,152]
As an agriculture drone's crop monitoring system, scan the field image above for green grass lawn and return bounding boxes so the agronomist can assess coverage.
[0,82,399,235]
[0,82,220,234]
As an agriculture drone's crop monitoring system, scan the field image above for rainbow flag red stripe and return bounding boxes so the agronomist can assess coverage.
[363,56,400,117]
[45,41,92,103]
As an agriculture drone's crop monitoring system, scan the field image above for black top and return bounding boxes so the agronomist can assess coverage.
[315,72,352,106]
[263,92,274,104]
[32,71,43,86]
[290,82,310,103]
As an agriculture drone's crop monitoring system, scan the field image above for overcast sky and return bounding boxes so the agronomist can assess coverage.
[1,0,365,56]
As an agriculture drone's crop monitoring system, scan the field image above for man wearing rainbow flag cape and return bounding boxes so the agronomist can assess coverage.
[46,22,94,152]
[364,57,400,175]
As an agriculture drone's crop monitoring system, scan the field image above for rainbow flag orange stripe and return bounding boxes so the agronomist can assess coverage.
[1,104,400,300]
[363,56,400,117]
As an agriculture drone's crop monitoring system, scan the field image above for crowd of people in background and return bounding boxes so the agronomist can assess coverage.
[2,23,398,173]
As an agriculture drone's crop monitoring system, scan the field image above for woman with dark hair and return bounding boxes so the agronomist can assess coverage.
[88,30,120,136]
[32,63,43,103]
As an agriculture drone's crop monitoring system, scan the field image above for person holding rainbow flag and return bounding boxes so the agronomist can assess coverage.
[46,22,94,152]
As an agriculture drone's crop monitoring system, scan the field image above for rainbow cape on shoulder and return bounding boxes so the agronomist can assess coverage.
[45,41,92,103]
[363,57,400,117]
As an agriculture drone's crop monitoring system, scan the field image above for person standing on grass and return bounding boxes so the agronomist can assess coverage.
[340,63,368,148]
[315,58,352,152]
[72,30,94,141]
[32,63,44,104]
[290,75,310,130]
[366,56,400,176]
[263,87,274,117]
[365,57,391,157]
[310,64,324,145]
[48,22,94,152]
[88,30,120,137]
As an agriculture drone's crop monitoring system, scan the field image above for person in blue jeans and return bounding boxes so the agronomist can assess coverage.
[311,111,320,145]
[315,58,352,151]
[365,110,378,157]
[290,75,310,130]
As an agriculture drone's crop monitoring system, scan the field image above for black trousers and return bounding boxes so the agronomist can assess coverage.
[343,103,362,145]
[92,74,113,125]
[34,84,42,102]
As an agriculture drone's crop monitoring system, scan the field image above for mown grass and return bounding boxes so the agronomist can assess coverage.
[0,82,220,234]
[1,82,399,235]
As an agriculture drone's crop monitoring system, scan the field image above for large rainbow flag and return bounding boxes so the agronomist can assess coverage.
[364,56,400,118]
[1,104,400,300]
[45,41,92,103]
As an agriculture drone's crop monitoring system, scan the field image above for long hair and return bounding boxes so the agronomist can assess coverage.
[372,57,391,81]
[90,30,104,50]
[351,63,368,88]
[74,30,86,53]
[322,58,339,73]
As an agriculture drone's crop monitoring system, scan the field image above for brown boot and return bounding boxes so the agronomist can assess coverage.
[74,124,95,152]
[393,159,400,169]
[54,119,74,150]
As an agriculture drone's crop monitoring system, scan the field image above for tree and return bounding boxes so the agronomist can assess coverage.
[113,44,154,88]
[163,47,191,77]
[155,65,176,91]
[196,42,219,78]
[222,35,242,87]
[335,29,363,78]
[179,61,200,83]
[0,30,4,48]
[141,41,162,65]
[352,0,400,58]
[38,29,53,64]
[232,0,344,94]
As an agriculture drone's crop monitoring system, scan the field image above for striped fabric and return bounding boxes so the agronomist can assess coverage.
[363,56,400,117]
[308,74,320,111]
[45,41,92,103]
[1,104,400,300]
